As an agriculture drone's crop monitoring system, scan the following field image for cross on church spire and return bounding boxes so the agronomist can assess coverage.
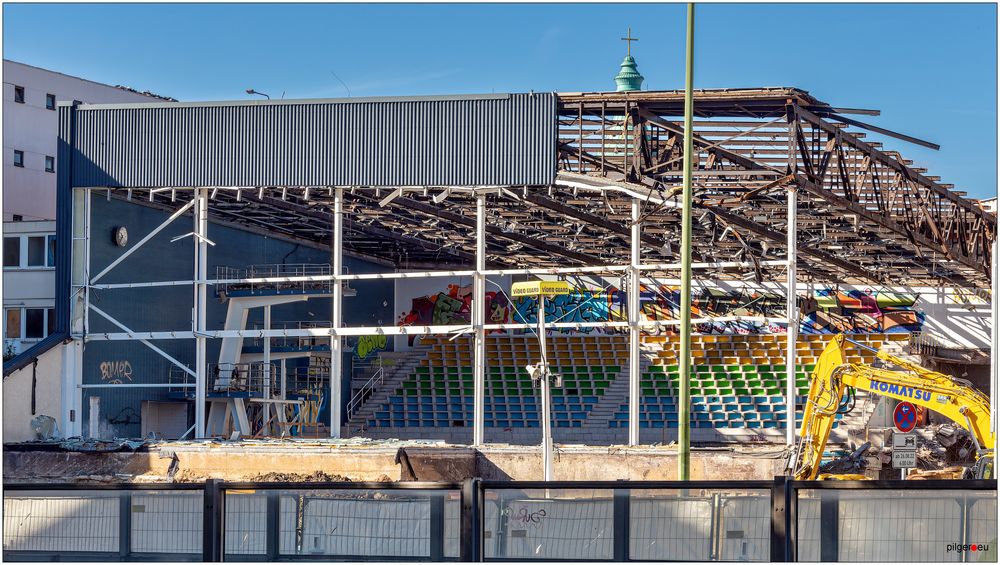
[621,27,638,57]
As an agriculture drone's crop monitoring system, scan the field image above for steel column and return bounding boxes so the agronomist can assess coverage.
[992,240,997,438]
[628,198,641,446]
[262,305,272,434]
[473,193,487,446]
[678,2,695,480]
[194,187,209,438]
[786,187,798,445]
[539,294,553,481]
[331,187,344,438]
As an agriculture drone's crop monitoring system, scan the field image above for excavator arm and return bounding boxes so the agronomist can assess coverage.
[788,334,994,480]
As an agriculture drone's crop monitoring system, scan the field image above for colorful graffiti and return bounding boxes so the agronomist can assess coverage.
[355,334,388,360]
[397,284,925,337]
[800,289,923,334]
[397,284,513,344]
[512,288,626,330]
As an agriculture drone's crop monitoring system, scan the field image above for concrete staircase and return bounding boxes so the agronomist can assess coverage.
[585,354,652,431]
[342,346,430,434]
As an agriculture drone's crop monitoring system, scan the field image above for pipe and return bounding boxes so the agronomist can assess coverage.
[678,2,695,481]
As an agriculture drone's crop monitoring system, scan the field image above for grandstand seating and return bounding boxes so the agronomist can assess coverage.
[368,335,626,429]
[362,332,905,435]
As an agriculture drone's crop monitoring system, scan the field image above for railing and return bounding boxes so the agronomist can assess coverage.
[215,263,333,297]
[3,479,994,562]
[245,320,332,351]
[347,357,385,417]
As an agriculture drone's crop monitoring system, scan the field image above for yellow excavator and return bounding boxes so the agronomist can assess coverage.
[787,334,994,480]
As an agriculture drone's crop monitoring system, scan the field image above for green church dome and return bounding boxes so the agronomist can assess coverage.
[614,55,644,92]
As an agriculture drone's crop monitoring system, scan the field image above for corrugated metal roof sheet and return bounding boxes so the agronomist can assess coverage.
[67,93,556,188]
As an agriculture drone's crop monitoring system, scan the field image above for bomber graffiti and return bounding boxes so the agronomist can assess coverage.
[99,360,134,384]
[397,284,925,336]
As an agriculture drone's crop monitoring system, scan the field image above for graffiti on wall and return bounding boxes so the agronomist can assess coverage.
[397,284,513,344]
[355,334,388,360]
[800,289,924,334]
[99,360,134,384]
[397,284,925,336]
[512,288,625,329]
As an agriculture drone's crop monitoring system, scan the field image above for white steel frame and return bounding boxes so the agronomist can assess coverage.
[70,183,802,445]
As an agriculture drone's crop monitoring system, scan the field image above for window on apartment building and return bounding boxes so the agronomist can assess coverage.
[25,309,45,339]
[13,150,24,167]
[45,156,54,173]
[3,237,20,267]
[13,86,24,103]
[48,308,55,334]
[47,235,56,267]
[26,236,46,267]
[5,309,21,339]
[12,215,22,222]
[45,93,56,110]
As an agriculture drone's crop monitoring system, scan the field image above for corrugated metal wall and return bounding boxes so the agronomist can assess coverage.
[68,93,556,188]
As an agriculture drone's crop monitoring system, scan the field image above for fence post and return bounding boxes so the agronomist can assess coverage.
[118,491,132,560]
[771,476,790,562]
[430,492,445,561]
[613,487,631,561]
[266,491,280,561]
[460,478,482,562]
[203,479,224,562]
[819,490,839,561]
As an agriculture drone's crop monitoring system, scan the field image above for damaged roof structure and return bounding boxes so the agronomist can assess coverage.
[66,88,993,288]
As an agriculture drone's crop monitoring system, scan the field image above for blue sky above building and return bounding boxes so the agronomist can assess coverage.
[4,2,996,197]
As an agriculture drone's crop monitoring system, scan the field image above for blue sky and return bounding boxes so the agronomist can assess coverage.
[4,3,996,198]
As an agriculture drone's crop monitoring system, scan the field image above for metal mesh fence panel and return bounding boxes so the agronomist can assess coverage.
[301,496,429,557]
[483,498,502,559]
[444,494,461,559]
[796,489,997,562]
[270,489,452,559]
[966,495,998,562]
[224,492,267,556]
[490,490,614,560]
[2,492,118,553]
[718,494,771,561]
[796,496,821,562]
[129,491,203,554]
[628,496,713,561]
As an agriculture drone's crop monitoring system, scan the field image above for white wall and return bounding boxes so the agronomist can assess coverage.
[3,60,170,221]
[2,341,64,442]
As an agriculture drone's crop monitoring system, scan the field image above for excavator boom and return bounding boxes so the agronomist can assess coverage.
[788,334,994,480]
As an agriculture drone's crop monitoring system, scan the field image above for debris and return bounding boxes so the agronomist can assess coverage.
[906,466,967,480]
[244,471,354,482]
[30,415,58,440]
[819,442,870,475]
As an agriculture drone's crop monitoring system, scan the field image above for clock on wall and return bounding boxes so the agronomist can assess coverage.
[112,226,128,248]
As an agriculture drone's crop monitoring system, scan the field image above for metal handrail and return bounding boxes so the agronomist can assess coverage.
[347,357,385,416]
[215,263,333,296]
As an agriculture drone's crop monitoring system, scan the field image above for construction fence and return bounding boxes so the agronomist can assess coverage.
[3,479,996,562]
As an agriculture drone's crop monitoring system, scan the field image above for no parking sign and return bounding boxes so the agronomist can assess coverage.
[893,401,917,433]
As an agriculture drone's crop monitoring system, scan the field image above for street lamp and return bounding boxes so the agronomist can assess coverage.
[245,88,270,100]
[511,280,571,481]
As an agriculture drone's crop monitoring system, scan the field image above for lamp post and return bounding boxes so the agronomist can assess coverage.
[245,88,271,100]
[512,280,571,481]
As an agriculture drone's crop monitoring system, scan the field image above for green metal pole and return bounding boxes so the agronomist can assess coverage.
[678,2,695,481]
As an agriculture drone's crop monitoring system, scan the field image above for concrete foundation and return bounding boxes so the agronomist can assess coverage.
[3,439,787,484]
